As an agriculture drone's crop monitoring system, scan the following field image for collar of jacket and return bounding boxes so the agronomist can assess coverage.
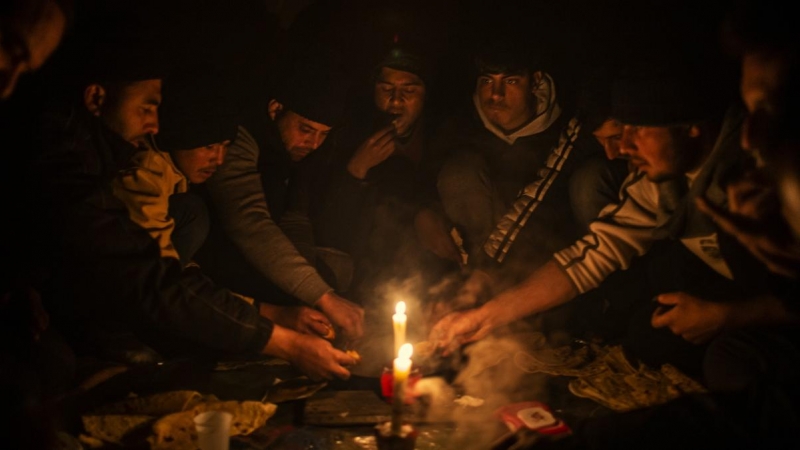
[473,71,562,145]
[244,112,290,165]
[65,106,142,176]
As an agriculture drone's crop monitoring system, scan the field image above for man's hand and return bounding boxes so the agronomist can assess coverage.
[414,208,463,265]
[428,308,491,356]
[263,325,356,381]
[650,292,732,344]
[315,291,364,342]
[346,125,396,179]
[260,303,332,337]
[696,173,800,278]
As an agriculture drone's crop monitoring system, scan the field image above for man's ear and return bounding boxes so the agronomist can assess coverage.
[267,99,283,121]
[530,70,544,93]
[84,84,106,116]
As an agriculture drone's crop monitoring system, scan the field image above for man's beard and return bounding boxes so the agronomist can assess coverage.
[288,146,313,162]
[130,134,155,150]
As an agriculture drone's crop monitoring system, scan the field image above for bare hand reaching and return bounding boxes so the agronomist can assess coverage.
[428,308,491,356]
[263,326,357,381]
[316,291,365,343]
[650,292,731,344]
[260,303,332,337]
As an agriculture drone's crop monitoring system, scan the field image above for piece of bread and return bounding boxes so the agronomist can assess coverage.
[346,350,361,363]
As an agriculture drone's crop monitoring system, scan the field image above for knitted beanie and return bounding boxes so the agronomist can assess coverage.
[274,53,350,127]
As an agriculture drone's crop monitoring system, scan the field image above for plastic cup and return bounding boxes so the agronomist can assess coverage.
[194,410,232,450]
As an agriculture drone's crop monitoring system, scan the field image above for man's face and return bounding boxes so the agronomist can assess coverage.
[740,51,790,165]
[172,140,229,184]
[101,79,162,149]
[0,1,66,99]
[619,124,699,182]
[475,70,536,132]
[275,110,332,162]
[374,66,426,135]
[593,118,625,160]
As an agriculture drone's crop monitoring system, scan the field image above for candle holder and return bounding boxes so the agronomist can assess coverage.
[380,365,422,404]
[374,421,418,450]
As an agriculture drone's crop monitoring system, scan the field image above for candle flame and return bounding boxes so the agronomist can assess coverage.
[395,301,406,316]
[398,343,413,360]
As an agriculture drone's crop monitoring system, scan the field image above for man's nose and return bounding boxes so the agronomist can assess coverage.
[0,63,26,99]
[618,126,636,155]
[603,142,620,160]
[306,133,322,150]
[491,82,505,100]
[390,89,404,106]
[144,112,159,136]
[209,144,226,164]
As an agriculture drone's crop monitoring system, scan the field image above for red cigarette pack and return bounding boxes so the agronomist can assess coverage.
[494,402,571,435]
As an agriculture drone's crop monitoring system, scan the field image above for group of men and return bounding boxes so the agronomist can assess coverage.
[2,0,799,448]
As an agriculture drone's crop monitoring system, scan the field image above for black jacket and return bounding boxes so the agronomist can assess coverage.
[26,106,274,357]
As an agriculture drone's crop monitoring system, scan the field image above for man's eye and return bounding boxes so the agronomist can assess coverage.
[505,78,518,85]
[479,78,492,85]
[403,87,418,95]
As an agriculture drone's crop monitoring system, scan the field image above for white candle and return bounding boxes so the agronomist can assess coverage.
[391,343,413,436]
[392,301,407,357]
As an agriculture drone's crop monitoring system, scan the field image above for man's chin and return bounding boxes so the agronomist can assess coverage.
[289,149,312,161]
[129,137,153,150]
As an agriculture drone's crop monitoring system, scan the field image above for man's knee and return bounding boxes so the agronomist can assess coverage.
[437,152,490,201]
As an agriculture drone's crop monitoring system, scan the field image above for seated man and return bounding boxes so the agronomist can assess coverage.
[569,67,631,231]
[315,38,459,306]
[197,55,365,342]
[24,13,355,381]
[432,29,600,311]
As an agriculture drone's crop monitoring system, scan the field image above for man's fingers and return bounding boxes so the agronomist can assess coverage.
[655,293,681,305]
[374,127,397,148]
[337,351,357,366]
[651,307,675,328]
[310,320,331,337]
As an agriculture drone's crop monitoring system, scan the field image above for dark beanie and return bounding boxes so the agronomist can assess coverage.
[369,29,435,87]
[156,66,239,152]
[274,54,350,127]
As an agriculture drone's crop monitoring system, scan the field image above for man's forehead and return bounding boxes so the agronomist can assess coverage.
[479,70,529,78]
[288,110,333,131]
[377,67,424,85]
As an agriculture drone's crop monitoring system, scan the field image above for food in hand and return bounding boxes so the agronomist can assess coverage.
[323,326,336,340]
[346,350,361,363]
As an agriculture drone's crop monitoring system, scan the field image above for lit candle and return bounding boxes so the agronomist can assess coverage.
[393,301,407,357]
[391,343,413,436]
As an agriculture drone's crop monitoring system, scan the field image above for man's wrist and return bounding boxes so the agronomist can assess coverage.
[346,160,368,180]
[314,290,337,310]
[262,325,294,360]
